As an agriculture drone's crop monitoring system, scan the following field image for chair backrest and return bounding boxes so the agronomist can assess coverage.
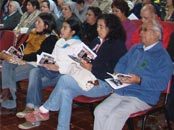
[164,80,172,104]
[15,33,29,49]
[0,30,16,51]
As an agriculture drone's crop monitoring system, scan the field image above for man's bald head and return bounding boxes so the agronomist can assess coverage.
[140,4,157,24]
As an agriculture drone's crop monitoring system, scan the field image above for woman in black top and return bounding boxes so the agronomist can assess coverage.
[81,6,102,45]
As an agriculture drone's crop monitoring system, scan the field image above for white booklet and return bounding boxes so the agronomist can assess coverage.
[6,46,23,59]
[68,43,97,63]
[37,52,56,65]
[105,73,132,89]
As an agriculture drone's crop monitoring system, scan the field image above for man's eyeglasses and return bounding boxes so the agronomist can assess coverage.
[141,27,153,32]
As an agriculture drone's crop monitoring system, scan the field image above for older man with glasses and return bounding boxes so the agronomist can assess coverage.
[93,20,173,130]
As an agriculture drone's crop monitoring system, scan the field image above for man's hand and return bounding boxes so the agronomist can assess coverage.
[118,74,141,85]
[41,64,59,72]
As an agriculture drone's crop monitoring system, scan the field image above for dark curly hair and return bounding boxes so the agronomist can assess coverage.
[64,18,81,37]
[88,6,102,19]
[38,12,57,34]
[27,0,40,9]
[111,0,130,17]
[98,14,126,41]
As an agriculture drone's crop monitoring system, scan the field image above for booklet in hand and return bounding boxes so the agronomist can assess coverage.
[6,46,23,59]
[37,52,55,65]
[105,73,132,89]
[68,43,97,63]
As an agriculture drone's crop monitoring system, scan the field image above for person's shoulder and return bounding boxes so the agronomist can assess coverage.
[128,43,142,52]
[47,34,58,40]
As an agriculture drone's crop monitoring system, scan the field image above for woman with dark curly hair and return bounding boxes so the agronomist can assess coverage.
[111,0,137,50]
[81,6,102,45]
[24,14,127,130]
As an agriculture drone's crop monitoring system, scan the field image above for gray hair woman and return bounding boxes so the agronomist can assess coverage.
[2,0,23,30]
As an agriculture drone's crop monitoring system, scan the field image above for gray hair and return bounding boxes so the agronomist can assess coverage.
[10,1,23,15]
[151,20,163,41]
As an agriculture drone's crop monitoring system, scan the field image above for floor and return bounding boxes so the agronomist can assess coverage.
[0,81,174,130]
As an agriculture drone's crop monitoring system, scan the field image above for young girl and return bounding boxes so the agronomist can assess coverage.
[17,18,85,129]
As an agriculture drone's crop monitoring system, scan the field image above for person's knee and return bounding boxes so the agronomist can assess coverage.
[29,67,42,79]
[94,104,103,118]
[58,75,74,87]
[59,75,73,81]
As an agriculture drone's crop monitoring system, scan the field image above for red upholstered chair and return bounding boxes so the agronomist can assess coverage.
[126,81,172,130]
[0,30,16,51]
[73,95,108,114]
[15,33,29,49]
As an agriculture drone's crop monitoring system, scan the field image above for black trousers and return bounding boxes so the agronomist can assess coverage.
[166,76,174,122]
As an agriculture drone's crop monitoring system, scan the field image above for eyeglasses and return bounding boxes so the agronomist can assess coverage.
[141,27,153,32]
[141,27,148,32]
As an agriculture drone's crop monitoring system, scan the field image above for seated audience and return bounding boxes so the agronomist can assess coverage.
[0,12,58,110]
[81,6,102,45]
[14,0,40,34]
[93,20,173,130]
[17,17,87,129]
[1,0,23,30]
[111,0,137,50]
[20,14,127,130]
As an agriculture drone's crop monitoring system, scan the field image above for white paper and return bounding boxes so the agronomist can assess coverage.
[105,73,132,89]
[68,43,97,63]
[128,13,139,20]
[36,52,55,65]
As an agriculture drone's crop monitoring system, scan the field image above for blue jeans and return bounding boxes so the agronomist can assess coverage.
[43,75,113,130]
[26,67,61,108]
[1,61,35,108]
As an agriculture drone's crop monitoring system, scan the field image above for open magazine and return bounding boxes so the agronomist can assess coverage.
[105,73,132,89]
[68,43,97,63]
[36,52,55,65]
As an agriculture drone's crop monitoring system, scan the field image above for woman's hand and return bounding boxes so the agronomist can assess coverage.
[0,51,26,65]
[118,74,141,85]
[41,64,59,72]
[80,59,92,71]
